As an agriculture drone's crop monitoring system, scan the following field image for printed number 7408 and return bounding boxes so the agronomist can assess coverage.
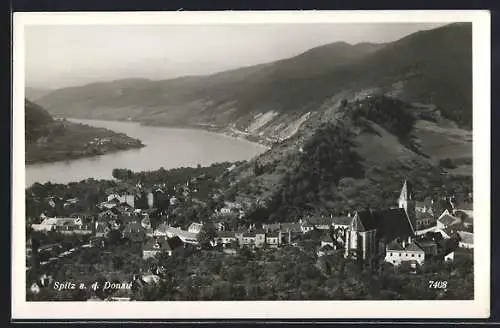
[428,280,448,289]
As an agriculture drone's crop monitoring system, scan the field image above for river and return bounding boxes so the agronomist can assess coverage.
[25,119,269,187]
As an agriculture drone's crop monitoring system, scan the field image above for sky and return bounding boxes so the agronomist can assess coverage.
[25,23,446,89]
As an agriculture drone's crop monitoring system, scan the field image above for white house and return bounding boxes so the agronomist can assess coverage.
[188,222,204,234]
[458,231,474,249]
[385,241,425,266]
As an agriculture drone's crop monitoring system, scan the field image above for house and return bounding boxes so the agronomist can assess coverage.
[265,232,281,247]
[31,217,84,233]
[331,216,351,230]
[300,221,315,233]
[436,210,461,230]
[262,222,301,234]
[188,222,204,234]
[457,231,474,249]
[216,231,237,247]
[301,217,333,231]
[160,226,199,245]
[415,211,436,230]
[142,236,184,260]
[385,241,425,266]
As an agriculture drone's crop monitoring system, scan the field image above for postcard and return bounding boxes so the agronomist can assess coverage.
[12,10,490,319]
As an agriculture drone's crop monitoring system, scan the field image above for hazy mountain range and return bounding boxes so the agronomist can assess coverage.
[32,23,471,139]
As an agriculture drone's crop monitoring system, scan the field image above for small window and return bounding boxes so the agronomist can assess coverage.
[418,254,421,257]
[390,252,392,256]
[411,254,414,257]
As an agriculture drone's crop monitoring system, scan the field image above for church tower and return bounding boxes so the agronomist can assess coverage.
[398,179,416,227]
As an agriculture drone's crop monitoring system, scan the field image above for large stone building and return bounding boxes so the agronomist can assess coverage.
[344,180,416,261]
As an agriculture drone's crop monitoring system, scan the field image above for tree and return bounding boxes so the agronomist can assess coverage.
[197,224,217,249]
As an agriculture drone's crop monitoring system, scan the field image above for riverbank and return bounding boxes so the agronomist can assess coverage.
[25,121,145,165]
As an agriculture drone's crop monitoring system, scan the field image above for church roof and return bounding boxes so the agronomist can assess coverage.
[374,208,415,240]
[353,210,378,231]
[351,208,414,240]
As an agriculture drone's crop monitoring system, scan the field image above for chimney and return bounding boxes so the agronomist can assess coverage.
[278,231,282,246]
[288,231,292,244]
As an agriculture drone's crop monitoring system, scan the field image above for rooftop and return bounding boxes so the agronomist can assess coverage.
[458,231,473,245]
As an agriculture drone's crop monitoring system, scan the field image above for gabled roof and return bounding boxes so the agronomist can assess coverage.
[438,214,461,226]
[387,241,404,251]
[375,208,415,240]
[433,198,454,214]
[305,216,333,226]
[331,216,351,226]
[352,210,377,231]
[405,241,424,252]
[458,231,473,245]
[217,231,236,238]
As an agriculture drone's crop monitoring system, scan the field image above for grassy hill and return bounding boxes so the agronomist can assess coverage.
[25,100,144,164]
[36,23,472,135]
[220,95,472,223]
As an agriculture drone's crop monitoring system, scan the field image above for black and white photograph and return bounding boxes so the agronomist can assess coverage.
[12,10,490,319]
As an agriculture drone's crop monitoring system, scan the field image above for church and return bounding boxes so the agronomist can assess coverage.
[344,180,417,261]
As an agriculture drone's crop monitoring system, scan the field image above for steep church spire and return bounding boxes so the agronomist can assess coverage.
[399,179,413,202]
[398,179,416,229]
